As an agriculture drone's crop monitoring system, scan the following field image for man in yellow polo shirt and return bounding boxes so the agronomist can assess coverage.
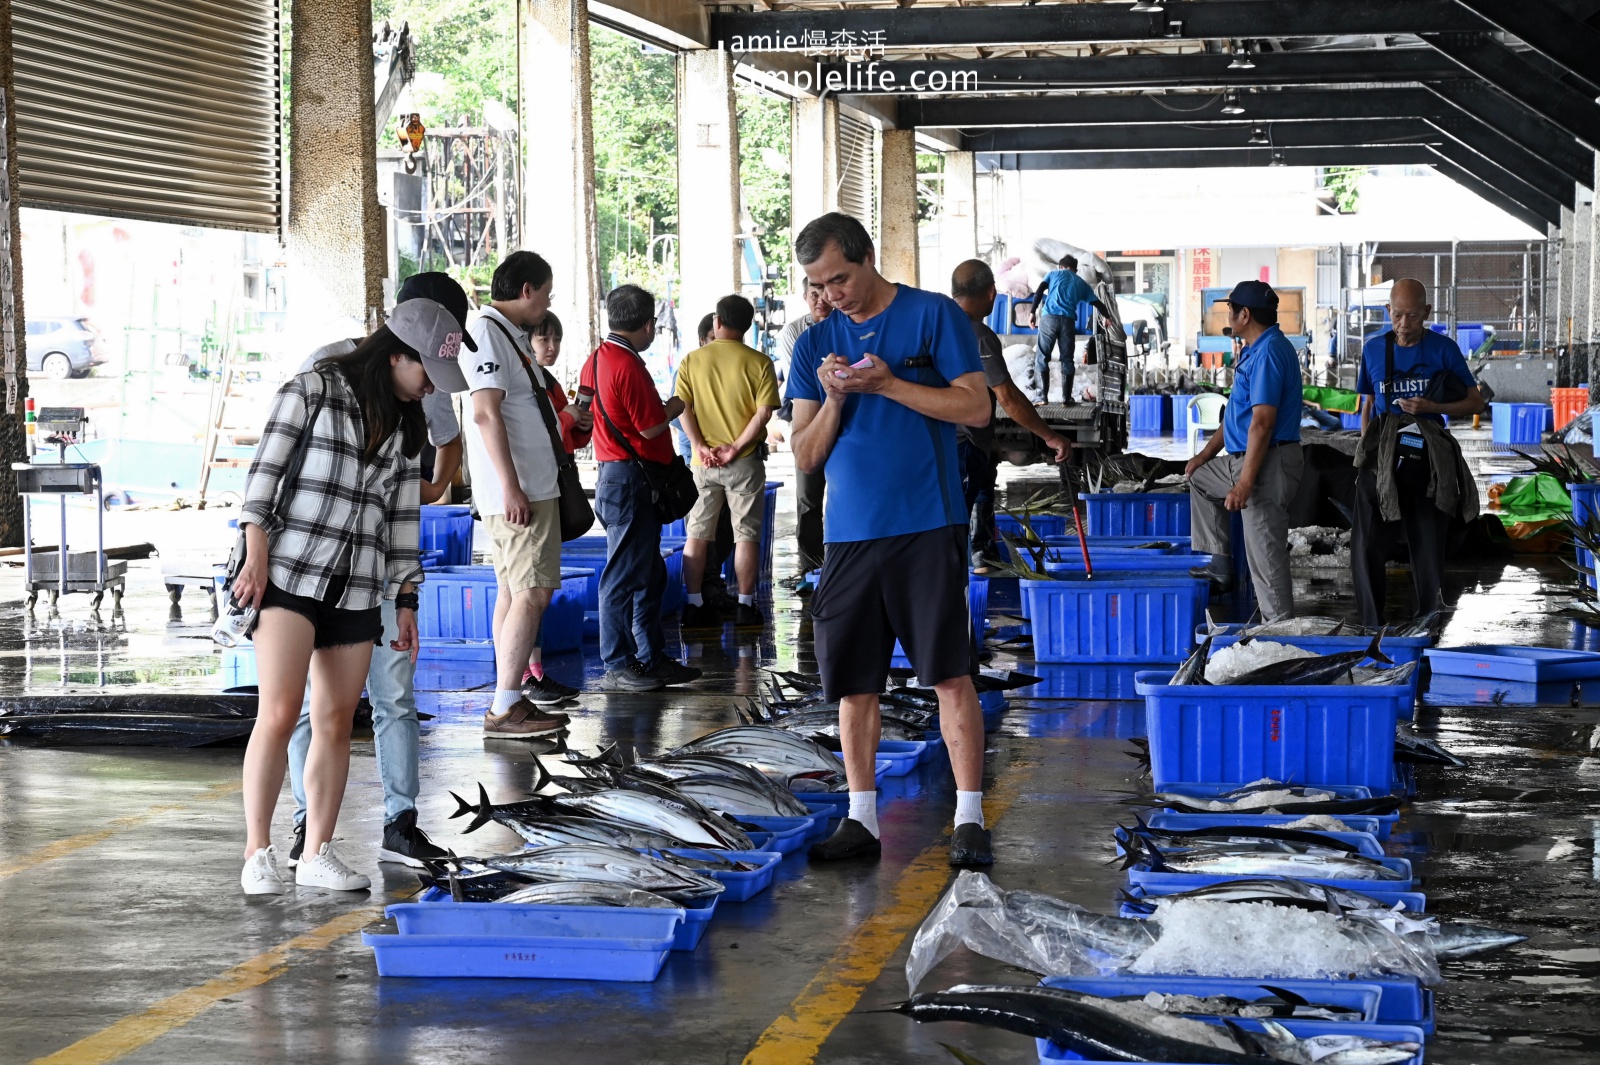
[676,294,782,628]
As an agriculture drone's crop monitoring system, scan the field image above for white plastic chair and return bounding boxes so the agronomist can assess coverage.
[1187,393,1227,456]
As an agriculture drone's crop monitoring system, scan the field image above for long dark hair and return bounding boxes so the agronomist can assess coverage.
[314,325,426,461]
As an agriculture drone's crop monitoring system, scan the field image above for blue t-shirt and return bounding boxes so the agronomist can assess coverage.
[1223,325,1303,453]
[1040,270,1095,317]
[786,285,983,543]
[1357,329,1474,423]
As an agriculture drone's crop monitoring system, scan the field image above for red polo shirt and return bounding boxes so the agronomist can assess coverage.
[581,336,675,464]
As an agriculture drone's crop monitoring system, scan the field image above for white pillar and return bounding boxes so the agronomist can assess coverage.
[879,128,919,287]
[677,49,741,341]
[790,96,837,288]
[521,0,601,362]
[1589,154,1600,361]
[942,150,979,283]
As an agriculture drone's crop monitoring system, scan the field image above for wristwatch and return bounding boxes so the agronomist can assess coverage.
[395,592,420,611]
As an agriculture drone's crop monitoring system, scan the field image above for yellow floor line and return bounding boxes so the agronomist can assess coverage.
[31,905,385,1065]
[741,765,1027,1065]
[0,781,241,882]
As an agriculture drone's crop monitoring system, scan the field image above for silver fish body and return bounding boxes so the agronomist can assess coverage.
[553,790,754,849]
[479,845,726,900]
[494,882,682,908]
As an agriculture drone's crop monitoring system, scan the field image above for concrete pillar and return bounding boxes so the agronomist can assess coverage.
[942,150,979,284]
[1557,206,1576,348]
[879,128,919,287]
[1589,153,1600,371]
[790,96,837,288]
[676,49,741,339]
[521,0,602,362]
[1576,195,1596,400]
[286,0,385,333]
[0,0,27,545]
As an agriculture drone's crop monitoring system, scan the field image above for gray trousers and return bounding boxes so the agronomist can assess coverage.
[1188,443,1304,621]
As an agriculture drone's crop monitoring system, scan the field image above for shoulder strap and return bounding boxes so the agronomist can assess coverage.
[274,369,329,511]
[587,343,651,465]
[485,316,574,468]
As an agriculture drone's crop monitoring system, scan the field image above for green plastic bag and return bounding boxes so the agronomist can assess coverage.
[1301,385,1360,414]
[1494,473,1572,526]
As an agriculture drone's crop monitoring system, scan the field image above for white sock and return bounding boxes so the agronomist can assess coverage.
[848,791,880,838]
[491,688,520,715]
[954,790,985,829]
[738,593,755,606]
[687,593,704,607]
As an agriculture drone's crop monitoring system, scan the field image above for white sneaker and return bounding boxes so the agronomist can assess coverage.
[295,842,371,891]
[241,845,285,895]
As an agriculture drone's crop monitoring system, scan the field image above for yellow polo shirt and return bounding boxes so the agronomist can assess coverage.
[673,339,781,463]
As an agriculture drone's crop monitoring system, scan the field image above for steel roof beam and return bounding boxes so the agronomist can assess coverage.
[960,118,1441,154]
[1424,32,1600,148]
[1425,79,1594,187]
[1428,155,1557,229]
[713,2,1487,51]
[1450,0,1600,93]
[974,146,1436,172]
[1428,138,1566,219]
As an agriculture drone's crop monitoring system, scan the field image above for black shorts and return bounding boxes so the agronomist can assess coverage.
[260,575,383,650]
[810,524,975,699]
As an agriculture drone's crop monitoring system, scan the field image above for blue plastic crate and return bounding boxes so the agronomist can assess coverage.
[1145,810,1387,839]
[1490,401,1546,445]
[1170,394,1197,434]
[1115,823,1384,859]
[997,511,1069,541]
[388,899,685,940]
[1424,645,1600,682]
[1023,577,1208,664]
[1043,553,1211,576]
[1079,492,1191,537]
[1201,625,1429,720]
[672,895,717,951]
[418,504,475,566]
[738,815,816,855]
[538,567,593,653]
[1148,783,1399,838]
[1118,880,1424,915]
[1128,394,1168,433]
[1137,672,1407,791]
[363,906,678,980]
[416,638,495,664]
[419,564,593,648]
[419,548,445,570]
[562,545,686,631]
[665,848,782,902]
[876,740,927,775]
[1044,535,1193,554]
[1340,411,1363,430]
[1038,975,1386,1023]
[1570,481,1600,525]
[1127,853,1413,893]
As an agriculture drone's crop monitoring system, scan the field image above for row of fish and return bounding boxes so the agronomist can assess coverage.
[1117,822,1408,884]
[1172,634,1410,688]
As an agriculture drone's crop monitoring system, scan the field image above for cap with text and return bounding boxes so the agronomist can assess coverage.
[387,297,474,394]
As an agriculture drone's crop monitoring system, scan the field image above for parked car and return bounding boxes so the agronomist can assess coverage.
[26,316,106,379]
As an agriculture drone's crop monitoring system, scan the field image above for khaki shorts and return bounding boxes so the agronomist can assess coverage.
[686,456,766,542]
[484,498,562,593]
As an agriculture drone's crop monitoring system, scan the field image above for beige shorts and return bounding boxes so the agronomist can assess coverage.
[686,456,766,542]
[484,498,562,593]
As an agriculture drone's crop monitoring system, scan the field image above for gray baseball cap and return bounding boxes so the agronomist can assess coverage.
[386,297,474,393]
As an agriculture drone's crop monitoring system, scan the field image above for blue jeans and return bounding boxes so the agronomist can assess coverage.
[596,461,668,671]
[289,598,418,826]
[1035,312,1076,402]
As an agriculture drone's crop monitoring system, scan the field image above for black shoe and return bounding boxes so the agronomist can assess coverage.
[1189,565,1235,594]
[733,603,764,627]
[949,822,994,867]
[522,672,580,704]
[644,658,702,686]
[601,660,666,692]
[679,602,722,630]
[378,809,452,868]
[807,818,882,861]
[287,819,306,868]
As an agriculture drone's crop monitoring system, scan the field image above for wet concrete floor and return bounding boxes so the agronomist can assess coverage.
[0,451,1596,1064]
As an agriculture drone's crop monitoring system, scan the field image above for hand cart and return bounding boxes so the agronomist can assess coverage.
[11,407,126,611]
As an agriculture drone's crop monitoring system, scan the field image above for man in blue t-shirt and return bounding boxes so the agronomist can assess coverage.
[1351,278,1485,625]
[786,212,993,867]
[1029,254,1109,403]
[1185,281,1305,621]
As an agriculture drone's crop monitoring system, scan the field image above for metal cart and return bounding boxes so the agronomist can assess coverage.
[11,407,126,611]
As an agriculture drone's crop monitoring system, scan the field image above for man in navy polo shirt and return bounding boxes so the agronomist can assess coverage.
[1186,280,1305,621]
[1352,278,1485,625]
[786,212,994,866]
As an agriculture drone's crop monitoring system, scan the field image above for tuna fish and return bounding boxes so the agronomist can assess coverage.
[1226,635,1392,686]
[472,844,726,901]
[1125,835,1409,882]
[493,882,682,908]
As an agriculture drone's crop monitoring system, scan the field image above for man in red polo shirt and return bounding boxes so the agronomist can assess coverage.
[581,284,703,691]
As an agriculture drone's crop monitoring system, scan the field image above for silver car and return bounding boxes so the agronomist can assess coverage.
[26,316,106,379]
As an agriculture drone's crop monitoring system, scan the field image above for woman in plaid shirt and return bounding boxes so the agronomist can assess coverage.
[233,299,472,894]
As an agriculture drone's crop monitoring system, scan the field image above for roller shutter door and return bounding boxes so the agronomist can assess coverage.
[11,0,282,233]
[836,115,877,240]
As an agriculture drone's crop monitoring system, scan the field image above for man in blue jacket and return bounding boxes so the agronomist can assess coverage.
[1186,281,1305,621]
[1029,255,1109,403]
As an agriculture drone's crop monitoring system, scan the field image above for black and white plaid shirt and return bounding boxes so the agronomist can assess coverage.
[240,369,423,609]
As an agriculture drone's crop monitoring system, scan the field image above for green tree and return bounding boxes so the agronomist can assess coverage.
[372,0,516,129]
[738,88,791,293]
[590,28,678,295]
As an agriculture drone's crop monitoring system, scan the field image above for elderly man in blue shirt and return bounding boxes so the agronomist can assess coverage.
[1185,281,1305,621]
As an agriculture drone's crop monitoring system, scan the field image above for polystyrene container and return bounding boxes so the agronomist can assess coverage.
[418,504,474,566]
[1024,578,1208,663]
[1137,672,1406,791]
[1079,492,1191,537]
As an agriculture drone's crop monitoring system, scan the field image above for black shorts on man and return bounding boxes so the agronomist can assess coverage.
[810,524,975,699]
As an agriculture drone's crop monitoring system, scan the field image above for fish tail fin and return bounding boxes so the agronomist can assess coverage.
[1140,837,1170,871]
[733,702,751,725]
[448,791,473,820]
[1258,985,1310,1008]
[464,783,495,834]
[1222,1019,1272,1057]
[1367,633,1394,666]
[529,754,553,794]
[1132,811,1151,833]
[1328,619,1344,636]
